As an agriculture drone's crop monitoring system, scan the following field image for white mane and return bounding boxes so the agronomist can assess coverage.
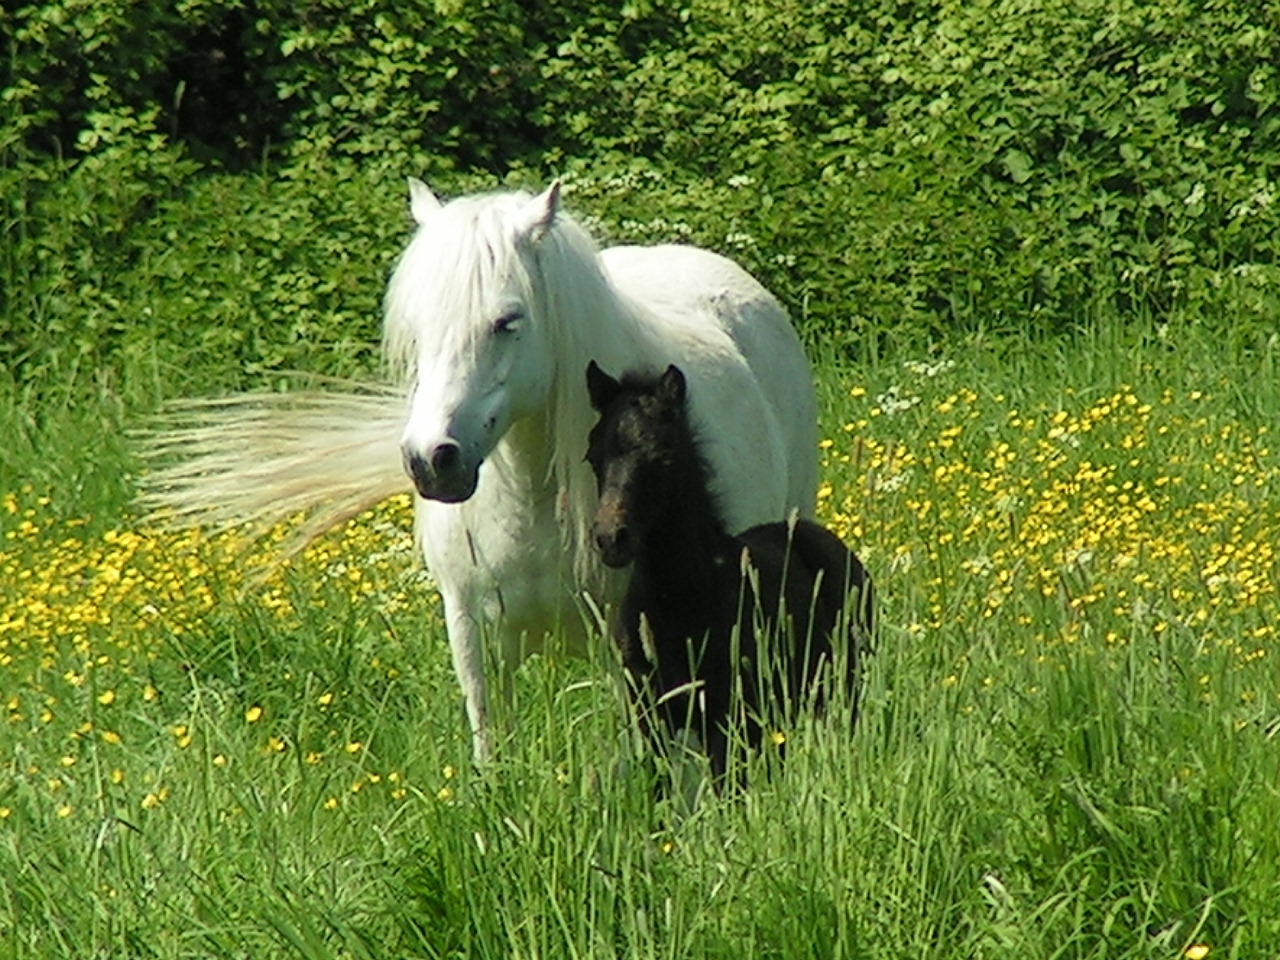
[382,190,657,583]
[383,192,541,381]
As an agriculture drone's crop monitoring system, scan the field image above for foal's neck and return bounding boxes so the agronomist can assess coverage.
[640,428,733,582]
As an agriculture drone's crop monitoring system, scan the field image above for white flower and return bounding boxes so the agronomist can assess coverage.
[873,470,911,493]
[1229,181,1275,220]
[874,385,921,416]
[903,358,956,378]
[962,554,994,576]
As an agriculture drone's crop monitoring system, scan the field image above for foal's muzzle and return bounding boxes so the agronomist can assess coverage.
[593,523,635,568]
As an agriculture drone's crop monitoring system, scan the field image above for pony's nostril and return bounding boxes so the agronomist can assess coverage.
[403,442,466,499]
[430,442,461,474]
[403,450,428,487]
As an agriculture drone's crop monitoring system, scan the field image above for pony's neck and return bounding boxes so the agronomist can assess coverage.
[535,225,664,582]
[489,409,556,495]
[542,252,658,376]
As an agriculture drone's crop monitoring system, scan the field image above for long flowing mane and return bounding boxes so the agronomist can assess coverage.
[536,215,659,582]
[383,191,658,583]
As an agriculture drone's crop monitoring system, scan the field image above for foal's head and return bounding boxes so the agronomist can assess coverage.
[585,361,692,568]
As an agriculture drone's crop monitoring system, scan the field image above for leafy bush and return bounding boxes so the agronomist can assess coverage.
[2,1,285,168]
[1,0,681,172]
[1,153,409,396]
[4,0,1279,391]
[546,0,1280,338]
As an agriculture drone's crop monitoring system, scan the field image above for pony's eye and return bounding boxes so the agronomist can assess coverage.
[492,310,524,336]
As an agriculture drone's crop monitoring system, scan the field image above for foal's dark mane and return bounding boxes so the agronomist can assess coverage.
[629,374,735,566]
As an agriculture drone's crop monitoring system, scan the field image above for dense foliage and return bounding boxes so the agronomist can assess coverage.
[3,0,1279,389]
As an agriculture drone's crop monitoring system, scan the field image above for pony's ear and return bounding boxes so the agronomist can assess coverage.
[586,360,621,412]
[515,180,561,243]
[658,364,687,406]
[407,177,442,225]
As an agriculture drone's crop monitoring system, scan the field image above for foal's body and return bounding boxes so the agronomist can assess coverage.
[586,363,873,778]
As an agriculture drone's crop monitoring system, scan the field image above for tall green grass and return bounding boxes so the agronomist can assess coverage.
[2,320,1278,958]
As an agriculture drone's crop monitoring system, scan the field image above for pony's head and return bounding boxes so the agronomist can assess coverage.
[585,361,691,568]
[386,179,566,503]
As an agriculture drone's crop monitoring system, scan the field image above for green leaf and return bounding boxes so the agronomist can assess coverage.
[1003,149,1033,184]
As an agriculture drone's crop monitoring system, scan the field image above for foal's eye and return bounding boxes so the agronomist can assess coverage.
[492,310,524,336]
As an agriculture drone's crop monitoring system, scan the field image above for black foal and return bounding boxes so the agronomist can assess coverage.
[585,360,874,780]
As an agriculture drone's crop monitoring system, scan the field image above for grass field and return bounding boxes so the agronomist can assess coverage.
[2,322,1278,958]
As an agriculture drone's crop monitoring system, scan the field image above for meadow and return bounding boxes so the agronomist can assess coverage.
[6,0,1280,953]
[2,319,1278,959]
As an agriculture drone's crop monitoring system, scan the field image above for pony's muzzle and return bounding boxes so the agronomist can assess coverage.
[402,441,476,502]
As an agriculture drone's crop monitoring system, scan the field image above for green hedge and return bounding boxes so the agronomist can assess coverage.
[3,0,1278,392]
[551,0,1280,336]
[2,0,675,170]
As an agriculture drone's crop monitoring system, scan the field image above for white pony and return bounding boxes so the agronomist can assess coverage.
[144,180,818,762]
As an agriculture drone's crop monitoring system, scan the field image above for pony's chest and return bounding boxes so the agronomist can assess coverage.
[417,476,567,592]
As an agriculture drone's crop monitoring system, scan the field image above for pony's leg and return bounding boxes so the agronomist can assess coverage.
[443,600,491,763]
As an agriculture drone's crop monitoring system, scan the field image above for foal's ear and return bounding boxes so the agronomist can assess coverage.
[407,177,442,225]
[657,364,687,406]
[515,180,562,243]
[586,360,621,411]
